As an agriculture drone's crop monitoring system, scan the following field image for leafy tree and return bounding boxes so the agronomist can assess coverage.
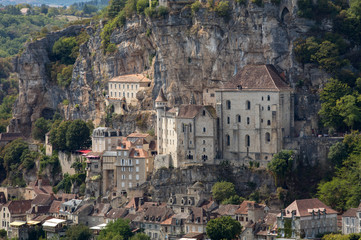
[32,117,51,141]
[0,139,28,174]
[336,94,361,129]
[99,218,133,240]
[66,119,91,151]
[328,141,348,168]
[65,224,91,240]
[108,0,126,18]
[52,37,78,65]
[130,233,150,240]
[53,120,71,151]
[214,1,230,17]
[206,216,242,240]
[211,181,237,203]
[267,150,294,186]
[137,0,149,14]
[319,78,351,130]
[317,177,350,211]
[221,195,245,205]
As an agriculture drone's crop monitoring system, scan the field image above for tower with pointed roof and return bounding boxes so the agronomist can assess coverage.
[155,88,168,155]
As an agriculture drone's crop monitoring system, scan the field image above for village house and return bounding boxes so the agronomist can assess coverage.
[155,89,218,168]
[161,212,189,239]
[59,199,83,222]
[0,200,32,234]
[42,218,68,239]
[215,64,294,166]
[108,74,151,106]
[277,198,337,239]
[184,207,208,235]
[341,204,361,234]
[236,201,268,227]
[92,127,122,153]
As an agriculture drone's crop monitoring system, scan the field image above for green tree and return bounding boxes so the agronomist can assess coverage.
[52,37,78,65]
[53,121,71,151]
[317,177,350,212]
[65,224,91,240]
[137,0,149,14]
[130,233,151,240]
[221,195,245,205]
[0,139,28,174]
[319,78,351,130]
[206,216,242,240]
[108,0,126,18]
[328,141,348,168]
[99,218,133,240]
[32,117,51,141]
[267,150,294,186]
[336,94,361,129]
[214,1,230,17]
[211,181,237,203]
[66,120,91,151]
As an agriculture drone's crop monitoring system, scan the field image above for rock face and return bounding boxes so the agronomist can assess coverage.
[11,0,327,136]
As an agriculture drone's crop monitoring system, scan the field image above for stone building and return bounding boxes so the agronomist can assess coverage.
[341,204,361,234]
[99,133,156,196]
[0,200,32,233]
[215,64,294,166]
[92,127,122,153]
[108,74,151,105]
[155,89,218,168]
[277,198,337,239]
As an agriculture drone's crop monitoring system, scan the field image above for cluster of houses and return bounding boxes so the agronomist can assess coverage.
[0,178,353,240]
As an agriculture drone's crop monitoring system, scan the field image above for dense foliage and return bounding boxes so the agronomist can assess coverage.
[65,224,92,240]
[99,218,133,240]
[317,132,361,212]
[323,233,361,240]
[211,181,237,203]
[268,150,294,187]
[206,216,242,240]
[49,119,91,152]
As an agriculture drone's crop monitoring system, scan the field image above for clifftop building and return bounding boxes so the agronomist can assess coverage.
[155,89,218,168]
[216,64,294,166]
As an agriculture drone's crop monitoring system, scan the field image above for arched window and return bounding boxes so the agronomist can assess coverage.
[226,100,231,110]
[246,101,251,110]
[267,106,270,111]
[203,110,206,116]
[267,95,270,101]
[267,120,271,126]
[226,135,230,146]
[236,115,241,123]
[227,117,230,124]
[247,117,250,125]
[245,135,250,147]
[203,127,206,133]
[262,96,264,101]
[265,132,270,142]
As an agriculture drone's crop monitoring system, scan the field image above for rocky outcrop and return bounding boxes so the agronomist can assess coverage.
[11,0,327,136]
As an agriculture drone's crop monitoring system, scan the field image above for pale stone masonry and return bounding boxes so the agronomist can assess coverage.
[108,74,151,105]
[215,64,294,166]
[341,204,361,235]
[277,198,338,239]
[92,127,122,153]
[155,89,218,168]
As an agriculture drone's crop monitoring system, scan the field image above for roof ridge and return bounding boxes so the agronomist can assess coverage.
[265,65,279,91]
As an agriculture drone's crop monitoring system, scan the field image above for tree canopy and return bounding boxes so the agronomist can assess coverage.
[65,224,92,240]
[206,216,242,240]
[99,218,133,240]
[268,150,294,187]
[211,181,237,203]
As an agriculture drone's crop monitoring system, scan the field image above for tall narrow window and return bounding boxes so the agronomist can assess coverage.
[189,124,192,132]
[236,115,241,123]
[267,95,270,101]
[246,101,251,110]
[203,110,206,116]
[227,117,230,124]
[203,127,206,133]
[245,135,250,147]
[247,117,250,125]
[267,120,271,126]
[266,132,271,142]
[267,106,270,111]
[226,135,230,146]
[226,100,231,110]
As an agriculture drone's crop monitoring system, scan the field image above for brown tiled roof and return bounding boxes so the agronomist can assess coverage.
[225,64,292,92]
[74,204,93,215]
[281,198,338,217]
[183,232,204,239]
[109,74,151,83]
[105,208,128,219]
[142,205,174,223]
[124,213,138,221]
[127,133,150,138]
[155,88,167,102]
[49,200,62,214]
[92,203,111,217]
[27,205,50,214]
[0,132,23,141]
[57,193,77,202]
[31,194,55,206]
[343,208,358,218]
[188,207,207,224]
[129,148,148,158]
[236,201,265,215]
[177,105,203,119]
[32,215,53,223]
[214,204,239,216]
[5,200,32,214]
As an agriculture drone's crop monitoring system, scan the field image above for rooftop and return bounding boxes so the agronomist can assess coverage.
[223,64,292,92]
[109,74,151,83]
[280,198,337,218]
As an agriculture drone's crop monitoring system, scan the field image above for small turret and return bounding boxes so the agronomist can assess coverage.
[155,88,167,108]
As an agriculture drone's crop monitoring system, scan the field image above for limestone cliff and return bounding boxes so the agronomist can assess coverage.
[11,0,327,136]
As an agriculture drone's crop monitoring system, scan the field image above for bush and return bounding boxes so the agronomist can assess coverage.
[157,6,169,17]
[214,1,230,17]
[52,37,78,65]
[57,65,73,87]
[145,7,157,17]
[191,1,202,14]
[137,0,149,14]
[212,181,237,203]
[63,99,70,105]
[106,43,118,53]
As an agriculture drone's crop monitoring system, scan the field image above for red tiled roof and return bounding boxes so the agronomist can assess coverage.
[236,201,265,215]
[281,198,338,217]
[31,194,55,206]
[109,74,151,83]
[5,200,32,214]
[343,208,357,218]
[49,200,62,214]
[214,204,239,216]
[225,64,292,92]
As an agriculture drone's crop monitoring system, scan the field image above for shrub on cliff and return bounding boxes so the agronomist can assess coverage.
[191,1,202,14]
[211,181,237,203]
[137,0,149,14]
[52,36,78,65]
[214,1,230,17]
[267,150,294,187]
[32,117,52,142]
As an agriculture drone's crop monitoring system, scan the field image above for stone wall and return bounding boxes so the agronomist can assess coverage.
[58,151,83,175]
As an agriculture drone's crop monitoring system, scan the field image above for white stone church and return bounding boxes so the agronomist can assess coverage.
[155,64,294,167]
